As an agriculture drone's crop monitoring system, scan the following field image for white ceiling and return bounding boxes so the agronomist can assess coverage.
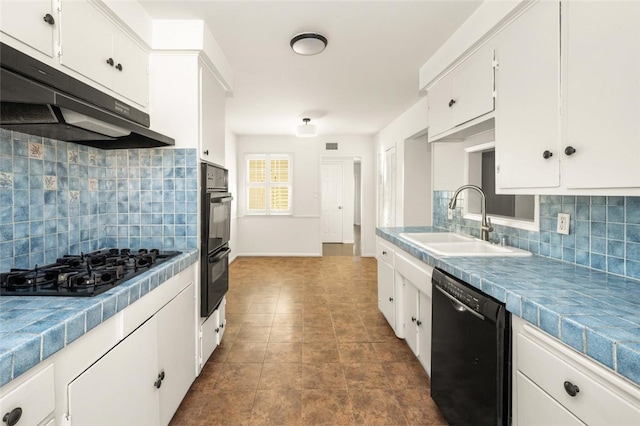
[138,0,483,137]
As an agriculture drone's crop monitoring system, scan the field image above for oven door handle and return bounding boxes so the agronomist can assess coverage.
[211,196,233,204]
[209,248,231,263]
[434,285,485,320]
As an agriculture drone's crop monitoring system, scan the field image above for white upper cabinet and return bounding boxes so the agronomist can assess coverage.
[561,0,640,190]
[60,0,149,107]
[428,42,495,141]
[494,0,640,195]
[0,0,56,57]
[200,63,226,164]
[494,1,560,191]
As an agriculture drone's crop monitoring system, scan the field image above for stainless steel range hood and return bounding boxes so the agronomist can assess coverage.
[0,43,174,149]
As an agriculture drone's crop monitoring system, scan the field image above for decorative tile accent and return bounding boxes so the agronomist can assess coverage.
[67,149,78,164]
[44,175,57,190]
[0,172,12,188]
[88,178,98,191]
[28,142,44,159]
[69,190,80,203]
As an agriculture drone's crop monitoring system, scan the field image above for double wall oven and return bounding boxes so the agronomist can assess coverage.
[200,162,232,317]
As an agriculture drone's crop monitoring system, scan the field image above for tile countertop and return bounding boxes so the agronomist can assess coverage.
[0,249,199,387]
[377,227,640,387]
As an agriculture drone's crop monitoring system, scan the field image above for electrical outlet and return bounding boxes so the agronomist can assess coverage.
[557,213,570,235]
[447,208,453,220]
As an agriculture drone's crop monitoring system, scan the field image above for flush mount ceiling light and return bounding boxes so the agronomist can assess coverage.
[290,33,328,56]
[296,118,317,137]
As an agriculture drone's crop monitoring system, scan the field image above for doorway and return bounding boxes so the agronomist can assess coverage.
[321,157,362,257]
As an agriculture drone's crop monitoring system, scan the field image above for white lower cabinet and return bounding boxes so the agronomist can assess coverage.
[199,297,227,369]
[0,364,55,426]
[512,316,640,425]
[376,238,401,337]
[396,252,433,376]
[67,283,196,426]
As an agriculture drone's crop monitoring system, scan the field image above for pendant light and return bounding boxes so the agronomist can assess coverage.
[296,118,317,137]
[290,33,328,56]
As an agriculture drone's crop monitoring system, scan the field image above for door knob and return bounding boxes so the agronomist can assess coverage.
[115,63,123,71]
[564,146,576,156]
[106,58,114,66]
[564,381,580,397]
[448,99,456,107]
[43,13,55,25]
[338,206,342,210]
[542,150,553,159]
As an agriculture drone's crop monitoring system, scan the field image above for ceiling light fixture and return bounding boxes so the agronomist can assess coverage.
[296,118,317,137]
[290,33,328,56]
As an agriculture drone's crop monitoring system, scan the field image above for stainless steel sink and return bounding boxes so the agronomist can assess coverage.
[399,232,532,257]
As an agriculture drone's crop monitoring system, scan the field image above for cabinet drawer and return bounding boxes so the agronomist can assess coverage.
[376,239,395,266]
[0,364,55,426]
[516,371,584,426]
[517,331,640,425]
[395,251,432,295]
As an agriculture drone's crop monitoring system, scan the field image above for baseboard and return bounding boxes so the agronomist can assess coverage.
[235,252,323,257]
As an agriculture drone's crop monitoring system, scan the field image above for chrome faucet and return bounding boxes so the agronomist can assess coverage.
[448,184,493,241]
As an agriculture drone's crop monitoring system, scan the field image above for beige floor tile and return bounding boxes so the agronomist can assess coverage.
[303,326,336,342]
[343,363,389,389]
[301,363,347,390]
[214,363,263,391]
[348,388,407,425]
[338,342,379,363]
[249,389,302,425]
[301,389,354,425]
[264,342,302,363]
[302,341,340,363]
[258,362,302,389]
[236,326,272,342]
[226,342,267,363]
[269,326,303,343]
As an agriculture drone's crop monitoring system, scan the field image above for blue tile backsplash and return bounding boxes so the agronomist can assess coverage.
[434,190,640,280]
[0,129,198,271]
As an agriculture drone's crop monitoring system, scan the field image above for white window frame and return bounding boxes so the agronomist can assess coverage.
[245,153,292,215]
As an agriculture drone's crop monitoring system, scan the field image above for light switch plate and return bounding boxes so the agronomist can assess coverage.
[557,213,570,235]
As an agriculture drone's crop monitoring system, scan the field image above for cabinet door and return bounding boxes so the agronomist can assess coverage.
[112,29,149,106]
[427,73,454,137]
[67,318,160,426]
[200,63,226,164]
[450,44,495,128]
[59,0,114,90]
[0,365,55,426]
[428,43,494,138]
[402,281,419,356]
[562,1,640,189]
[377,260,395,331]
[157,283,196,426]
[417,291,432,375]
[495,1,560,190]
[0,0,55,57]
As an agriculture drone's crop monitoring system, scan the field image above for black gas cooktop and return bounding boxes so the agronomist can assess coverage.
[0,249,180,297]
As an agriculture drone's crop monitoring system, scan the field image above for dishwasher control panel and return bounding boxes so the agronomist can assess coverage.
[431,268,503,320]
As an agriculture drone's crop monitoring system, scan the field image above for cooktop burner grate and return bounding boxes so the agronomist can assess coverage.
[0,249,180,297]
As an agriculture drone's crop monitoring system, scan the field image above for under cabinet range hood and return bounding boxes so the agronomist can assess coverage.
[0,43,174,149]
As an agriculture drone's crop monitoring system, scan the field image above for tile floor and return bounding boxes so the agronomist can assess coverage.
[169,255,447,425]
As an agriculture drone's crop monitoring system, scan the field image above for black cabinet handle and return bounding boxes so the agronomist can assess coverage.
[203,150,209,156]
[416,320,422,326]
[106,58,114,66]
[154,371,166,389]
[3,407,22,426]
[411,316,416,323]
[564,381,580,397]
[565,146,576,156]
[448,99,456,108]
[388,297,393,302]
[543,150,553,159]
[43,13,55,25]
[215,327,220,333]
[115,63,123,71]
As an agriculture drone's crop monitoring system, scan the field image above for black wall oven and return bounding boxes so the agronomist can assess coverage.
[201,162,232,317]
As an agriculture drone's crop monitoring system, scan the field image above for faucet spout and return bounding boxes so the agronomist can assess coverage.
[448,184,493,241]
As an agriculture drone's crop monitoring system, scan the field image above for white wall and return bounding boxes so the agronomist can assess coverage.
[225,129,239,263]
[432,130,493,191]
[235,135,376,257]
[403,135,432,226]
[375,98,430,227]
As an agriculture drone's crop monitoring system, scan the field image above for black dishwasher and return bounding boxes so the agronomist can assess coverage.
[431,268,511,426]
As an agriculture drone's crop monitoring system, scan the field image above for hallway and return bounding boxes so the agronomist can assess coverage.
[170,256,447,425]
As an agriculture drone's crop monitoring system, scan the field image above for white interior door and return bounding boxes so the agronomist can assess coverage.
[321,163,344,243]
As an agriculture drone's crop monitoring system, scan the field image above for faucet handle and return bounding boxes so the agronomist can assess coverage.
[485,217,494,232]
